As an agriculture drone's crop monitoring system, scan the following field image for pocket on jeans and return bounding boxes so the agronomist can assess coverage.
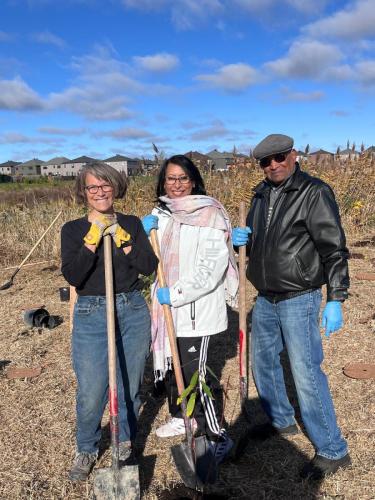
[75,298,96,315]
[129,291,147,310]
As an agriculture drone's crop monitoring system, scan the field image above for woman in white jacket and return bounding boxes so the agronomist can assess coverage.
[142,155,238,464]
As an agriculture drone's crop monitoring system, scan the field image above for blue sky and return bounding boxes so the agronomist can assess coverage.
[0,0,374,162]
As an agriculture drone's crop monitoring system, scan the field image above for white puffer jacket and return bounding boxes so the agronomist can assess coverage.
[152,206,229,337]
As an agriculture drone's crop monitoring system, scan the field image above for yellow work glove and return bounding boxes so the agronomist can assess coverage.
[84,214,117,247]
[104,224,131,248]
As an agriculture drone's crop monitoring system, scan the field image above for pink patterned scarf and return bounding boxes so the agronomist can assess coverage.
[151,194,239,378]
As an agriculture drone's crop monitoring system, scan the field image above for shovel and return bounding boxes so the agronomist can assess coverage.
[0,210,62,290]
[93,234,140,500]
[150,229,217,491]
[238,201,249,412]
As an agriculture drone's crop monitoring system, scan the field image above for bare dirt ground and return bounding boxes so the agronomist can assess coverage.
[0,231,374,500]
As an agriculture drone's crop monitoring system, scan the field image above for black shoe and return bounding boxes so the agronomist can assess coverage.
[68,452,97,481]
[246,422,299,441]
[300,453,351,480]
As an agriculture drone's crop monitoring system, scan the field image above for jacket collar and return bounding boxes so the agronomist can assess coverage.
[254,162,302,195]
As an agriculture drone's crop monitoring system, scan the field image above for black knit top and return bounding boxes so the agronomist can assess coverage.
[61,213,158,296]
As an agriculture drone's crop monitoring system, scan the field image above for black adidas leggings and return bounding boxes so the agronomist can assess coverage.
[164,336,226,440]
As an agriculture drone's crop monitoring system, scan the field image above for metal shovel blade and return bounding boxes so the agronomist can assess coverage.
[93,465,140,500]
[171,435,217,491]
[0,278,13,291]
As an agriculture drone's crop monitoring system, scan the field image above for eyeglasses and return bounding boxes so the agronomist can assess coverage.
[84,184,113,194]
[259,151,291,169]
[165,175,191,185]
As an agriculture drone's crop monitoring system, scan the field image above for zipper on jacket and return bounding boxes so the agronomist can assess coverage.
[190,302,195,330]
[262,190,284,291]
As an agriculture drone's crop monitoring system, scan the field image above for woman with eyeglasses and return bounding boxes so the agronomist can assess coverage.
[61,161,158,481]
[142,154,238,466]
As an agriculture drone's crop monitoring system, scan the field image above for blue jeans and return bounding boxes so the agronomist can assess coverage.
[252,290,348,459]
[72,291,151,454]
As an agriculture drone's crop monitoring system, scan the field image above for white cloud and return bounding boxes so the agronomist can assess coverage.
[49,87,134,121]
[331,110,349,117]
[122,0,168,9]
[233,0,327,15]
[355,60,375,86]
[133,53,179,72]
[279,86,325,101]
[171,0,224,30]
[305,0,375,40]
[123,0,224,30]
[0,77,44,110]
[93,127,154,140]
[0,31,14,42]
[196,63,258,91]
[31,30,66,49]
[38,126,86,135]
[286,0,327,14]
[0,132,65,145]
[48,46,140,120]
[189,120,230,141]
[265,40,343,79]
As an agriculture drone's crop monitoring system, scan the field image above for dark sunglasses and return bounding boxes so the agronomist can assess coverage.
[259,150,291,168]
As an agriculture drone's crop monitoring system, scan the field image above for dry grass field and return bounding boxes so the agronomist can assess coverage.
[0,160,374,499]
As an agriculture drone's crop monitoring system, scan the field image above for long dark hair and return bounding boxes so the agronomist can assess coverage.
[156,155,206,198]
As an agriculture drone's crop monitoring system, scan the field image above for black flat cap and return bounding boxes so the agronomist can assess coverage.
[253,134,294,160]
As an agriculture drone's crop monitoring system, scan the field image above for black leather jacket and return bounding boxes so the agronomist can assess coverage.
[246,165,349,301]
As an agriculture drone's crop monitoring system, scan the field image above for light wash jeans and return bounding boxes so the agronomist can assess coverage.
[251,289,348,459]
[72,290,151,454]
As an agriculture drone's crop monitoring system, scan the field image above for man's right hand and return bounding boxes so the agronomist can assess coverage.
[142,214,159,236]
[232,226,252,246]
[84,214,117,247]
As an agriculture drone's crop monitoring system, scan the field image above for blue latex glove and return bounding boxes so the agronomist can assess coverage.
[157,287,171,305]
[142,214,158,236]
[232,226,252,246]
[321,301,343,337]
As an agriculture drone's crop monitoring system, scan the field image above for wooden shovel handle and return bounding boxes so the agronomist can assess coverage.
[16,210,63,274]
[149,229,186,396]
[238,202,247,380]
[103,234,118,413]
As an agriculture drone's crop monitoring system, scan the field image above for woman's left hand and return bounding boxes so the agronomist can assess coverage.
[142,214,159,236]
[104,224,132,248]
[157,287,171,305]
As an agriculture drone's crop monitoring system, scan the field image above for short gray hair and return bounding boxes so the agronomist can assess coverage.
[75,161,128,204]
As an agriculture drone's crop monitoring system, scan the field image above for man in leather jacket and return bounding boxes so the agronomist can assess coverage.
[233,134,351,480]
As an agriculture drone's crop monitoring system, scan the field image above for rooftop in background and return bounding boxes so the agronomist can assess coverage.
[64,155,98,163]
[0,160,22,167]
[104,154,134,162]
[44,157,71,166]
[19,158,45,167]
[310,149,333,155]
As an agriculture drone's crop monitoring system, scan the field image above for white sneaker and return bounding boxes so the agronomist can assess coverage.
[155,417,197,438]
[209,437,234,464]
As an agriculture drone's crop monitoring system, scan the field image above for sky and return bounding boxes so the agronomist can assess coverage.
[0,0,374,163]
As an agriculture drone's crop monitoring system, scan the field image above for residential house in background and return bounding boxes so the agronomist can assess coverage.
[138,158,158,173]
[184,151,212,171]
[14,158,45,177]
[337,148,360,160]
[104,154,142,176]
[206,149,234,171]
[309,149,334,164]
[41,157,71,176]
[228,152,249,168]
[61,156,97,176]
[103,154,129,175]
[296,150,308,162]
[0,160,21,175]
[365,146,375,158]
